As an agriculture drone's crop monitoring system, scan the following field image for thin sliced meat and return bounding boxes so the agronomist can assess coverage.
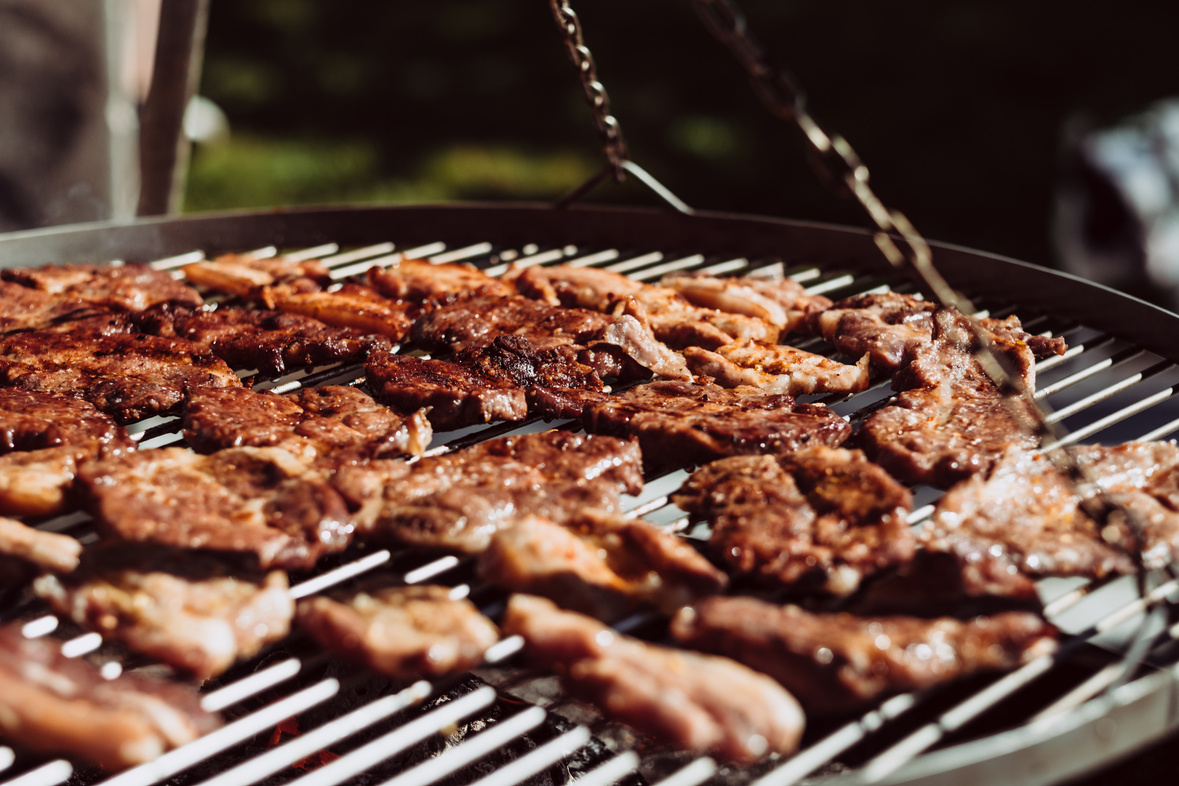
[0,515,81,573]
[660,269,832,335]
[683,339,871,396]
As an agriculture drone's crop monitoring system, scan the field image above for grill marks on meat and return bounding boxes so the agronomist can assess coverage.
[34,543,293,680]
[503,594,805,762]
[683,339,870,396]
[478,510,727,620]
[3,262,204,314]
[580,380,852,472]
[674,449,914,595]
[0,328,242,424]
[660,270,832,335]
[671,596,1058,715]
[80,446,353,569]
[297,584,499,680]
[0,624,221,770]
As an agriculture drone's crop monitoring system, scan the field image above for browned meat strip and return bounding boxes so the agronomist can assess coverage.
[0,280,112,334]
[35,543,293,680]
[366,258,515,305]
[503,594,805,762]
[297,585,499,680]
[671,596,1058,715]
[0,624,221,770]
[264,282,414,341]
[136,303,393,376]
[80,446,353,569]
[3,262,204,313]
[660,270,832,335]
[478,510,726,620]
[683,339,871,395]
[183,385,431,462]
[0,328,242,424]
[674,448,914,594]
[181,252,332,299]
[0,516,81,572]
[581,380,852,472]
[455,334,603,390]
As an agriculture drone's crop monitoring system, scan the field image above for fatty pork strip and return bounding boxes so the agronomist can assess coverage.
[263,281,415,341]
[2,261,205,314]
[673,448,914,595]
[920,442,1179,598]
[805,292,939,374]
[478,510,727,621]
[181,251,332,300]
[34,543,293,681]
[574,380,852,473]
[297,585,499,680]
[0,623,221,771]
[331,430,643,554]
[0,388,134,517]
[0,327,242,424]
[671,595,1058,715]
[659,269,833,336]
[503,594,805,763]
[412,293,691,381]
[510,264,778,350]
[79,446,352,570]
[856,308,1066,488]
[366,258,516,306]
[135,303,394,377]
[682,338,871,396]
[183,385,431,463]
[0,516,81,572]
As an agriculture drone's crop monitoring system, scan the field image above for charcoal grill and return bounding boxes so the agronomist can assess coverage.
[2,202,1179,786]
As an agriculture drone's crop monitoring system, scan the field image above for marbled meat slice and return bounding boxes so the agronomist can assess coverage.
[366,258,515,305]
[478,510,727,620]
[136,303,393,376]
[183,385,431,462]
[671,595,1058,715]
[0,516,81,573]
[660,269,832,335]
[34,543,293,680]
[0,280,111,334]
[3,261,204,313]
[0,623,221,770]
[0,328,242,424]
[264,282,414,341]
[581,380,851,472]
[79,446,353,569]
[297,584,499,680]
[181,252,332,299]
[503,594,805,762]
[683,338,870,396]
[674,449,914,595]
[805,291,937,373]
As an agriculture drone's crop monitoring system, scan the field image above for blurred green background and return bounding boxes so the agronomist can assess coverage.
[187,0,1179,269]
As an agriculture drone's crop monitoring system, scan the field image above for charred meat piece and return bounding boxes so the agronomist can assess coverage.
[0,623,221,770]
[181,252,332,299]
[0,328,242,424]
[455,334,603,390]
[264,282,414,341]
[0,516,81,573]
[683,339,871,396]
[35,543,293,680]
[921,443,1179,598]
[503,594,805,762]
[3,262,204,313]
[672,596,1058,715]
[674,449,914,595]
[479,511,727,620]
[660,270,832,335]
[581,380,852,472]
[136,303,393,376]
[297,584,499,680]
[366,258,515,305]
[183,385,431,462]
[80,446,353,569]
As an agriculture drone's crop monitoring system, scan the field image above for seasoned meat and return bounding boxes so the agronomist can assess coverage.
[683,339,871,396]
[297,585,499,680]
[671,596,1058,715]
[0,280,111,334]
[0,328,242,424]
[136,303,393,376]
[478,510,727,620]
[80,446,353,569]
[581,380,852,472]
[674,449,914,595]
[34,543,293,680]
[0,624,221,770]
[0,515,81,573]
[264,282,414,341]
[3,261,204,313]
[366,258,515,305]
[455,334,603,391]
[806,291,937,373]
[660,270,832,335]
[181,252,332,299]
[183,385,431,462]
[503,594,805,762]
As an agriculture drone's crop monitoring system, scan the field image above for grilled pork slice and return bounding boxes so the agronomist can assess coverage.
[674,448,914,595]
[580,380,852,472]
[503,594,804,762]
[806,292,938,373]
[0,624,221,770]
[297,585,499,680]
[183,385,431,463]
[921,443,1179,598]
[3,261,204,313]
[366,258,515,305]
[0,328,242,424]
[35,543,293,680]
[136,303,393,376]
[80,446,353,569]
[683,339,871,396]
[0,516,81,573]
[264,282,415,341]
[0,280,114,334]
[181,252,332,299]
[660,270,833,335]
[671,596,1058,715]
[479,511,726,620]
